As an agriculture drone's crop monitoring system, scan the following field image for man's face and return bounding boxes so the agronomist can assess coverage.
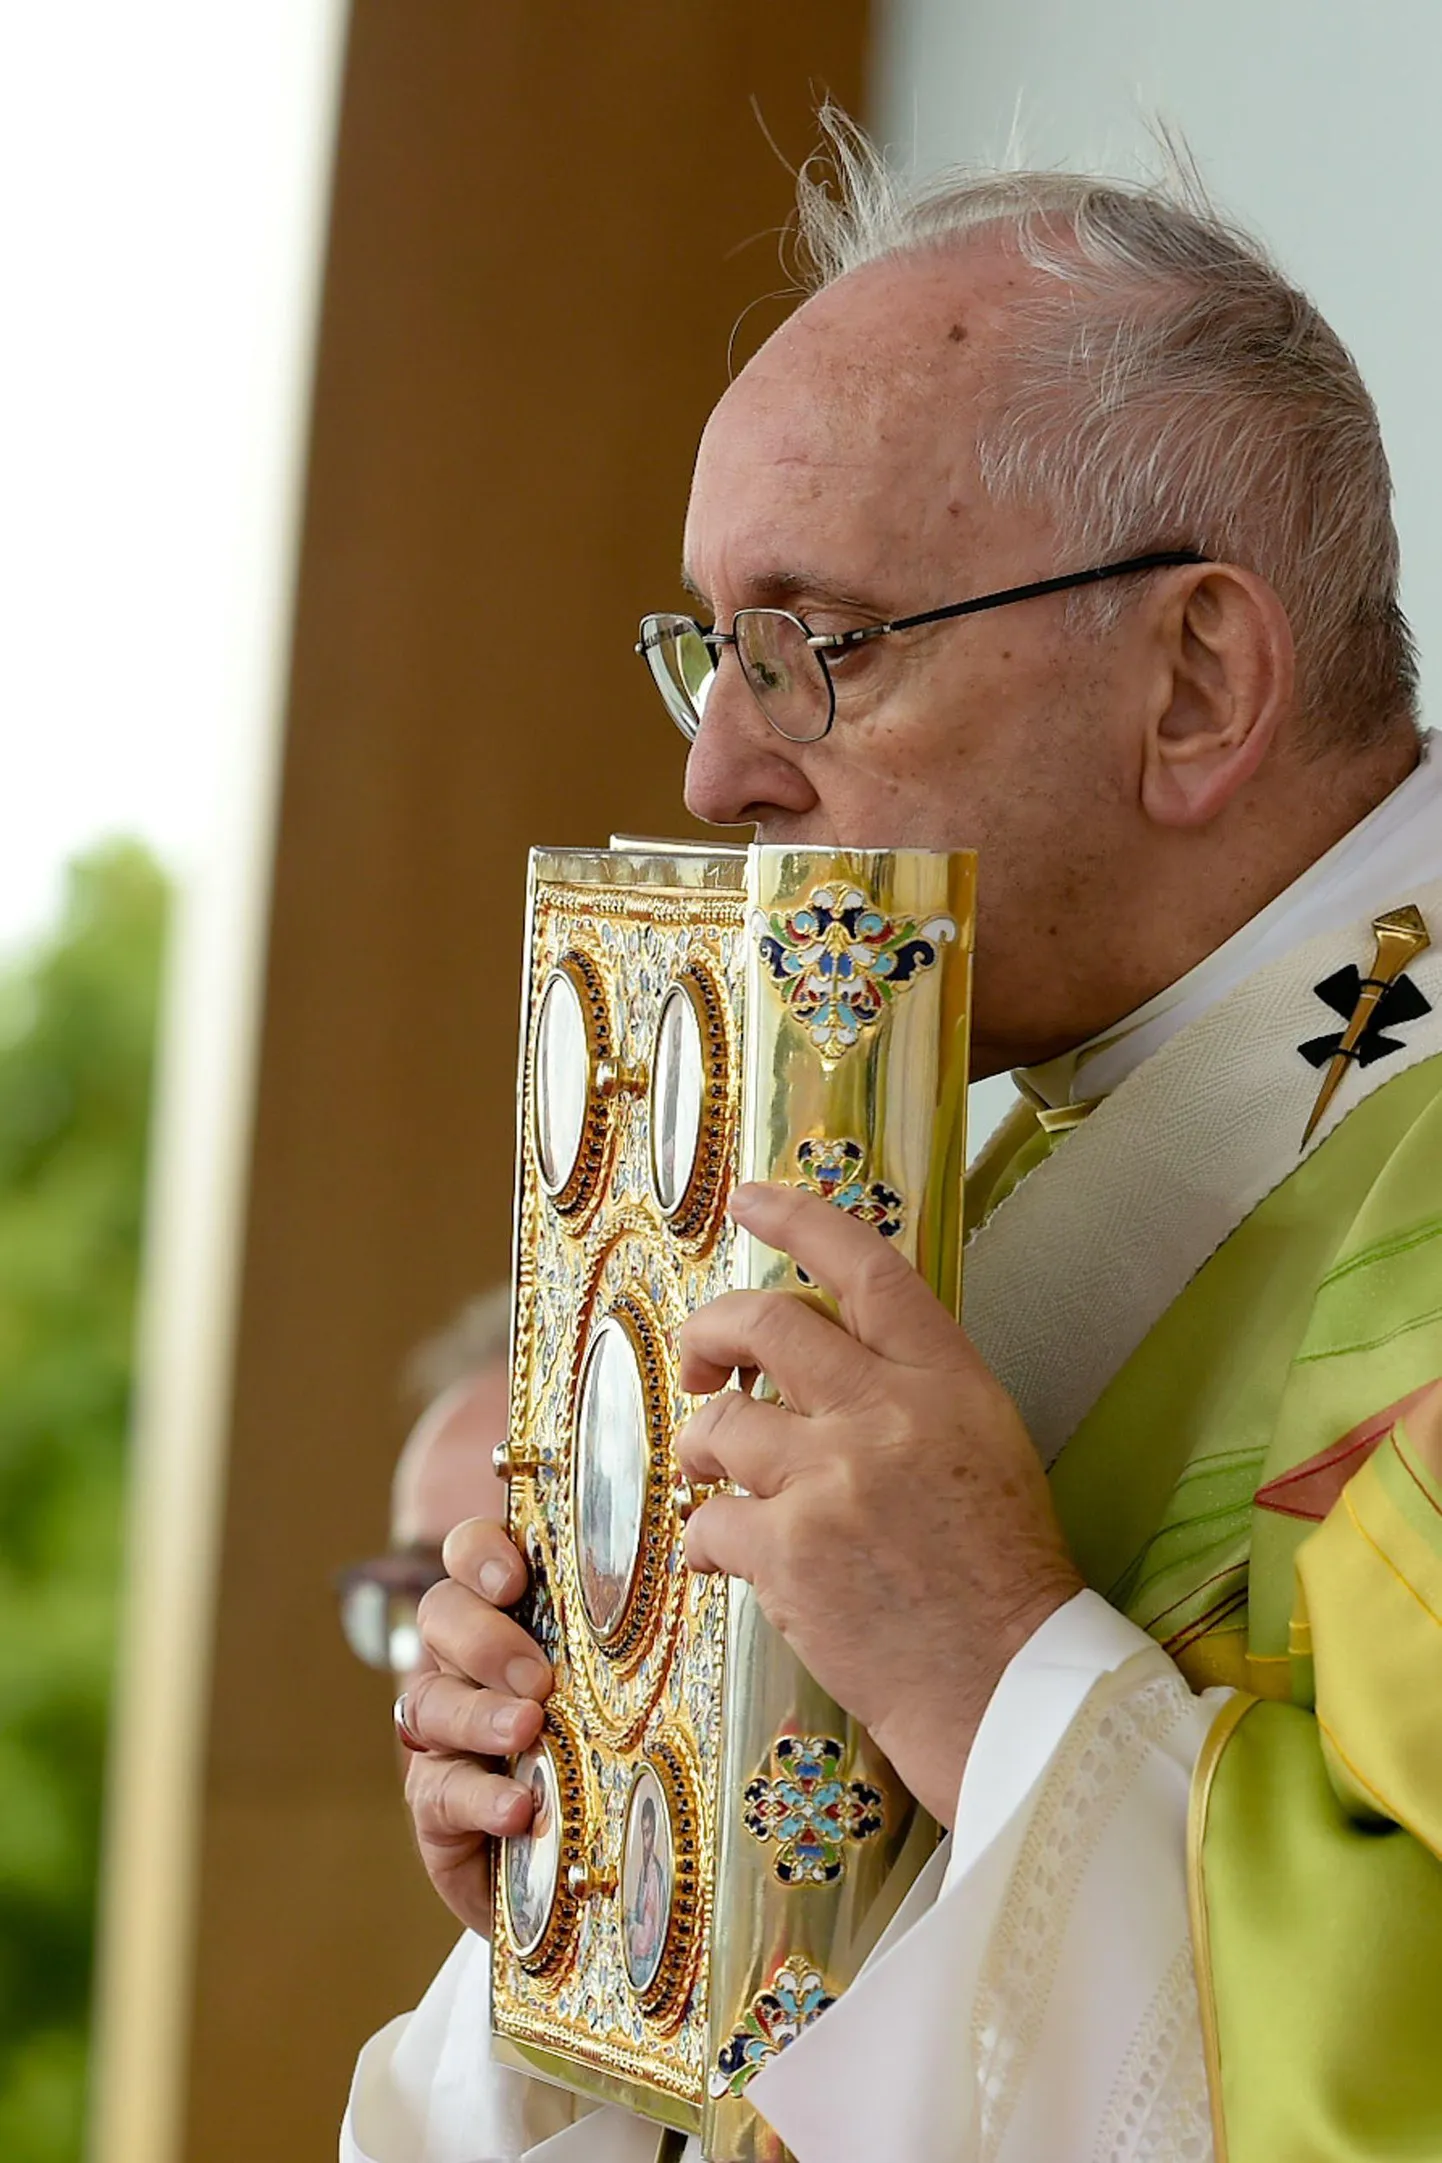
[681,246,1162,1070]
[391,1361,510,1552]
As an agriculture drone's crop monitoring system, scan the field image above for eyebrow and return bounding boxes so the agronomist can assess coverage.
[679,564,882,617]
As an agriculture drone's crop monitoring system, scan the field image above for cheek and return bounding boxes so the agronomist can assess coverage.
[814,668,1028,848]
[803,631,1130,853]
[805,735,958,846]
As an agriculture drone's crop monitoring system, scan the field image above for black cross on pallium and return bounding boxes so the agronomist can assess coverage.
[1299,965,1433,1069]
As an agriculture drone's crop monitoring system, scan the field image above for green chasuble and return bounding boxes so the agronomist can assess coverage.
[1023,1050,1442,2162]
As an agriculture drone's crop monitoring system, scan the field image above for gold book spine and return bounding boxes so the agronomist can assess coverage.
[702,846,975,2162]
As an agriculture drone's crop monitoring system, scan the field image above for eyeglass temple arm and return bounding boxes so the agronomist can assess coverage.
[634,618,737,657]
[808,551,1207,651]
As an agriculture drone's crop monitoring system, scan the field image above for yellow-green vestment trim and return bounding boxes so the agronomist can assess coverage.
[984,1053,1442,2161]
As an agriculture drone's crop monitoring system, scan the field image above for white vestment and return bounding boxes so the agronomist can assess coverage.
[343,749,1442,2163]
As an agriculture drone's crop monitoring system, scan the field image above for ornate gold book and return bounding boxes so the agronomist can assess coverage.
[490,841,976,2160]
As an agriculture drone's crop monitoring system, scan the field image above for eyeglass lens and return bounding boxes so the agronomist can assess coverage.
[734,611,831,742]
[640,616,716,741]
[338,1577,427,1673]
[640,610,832,744]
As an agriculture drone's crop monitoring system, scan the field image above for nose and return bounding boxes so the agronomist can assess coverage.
[681,659,819,829]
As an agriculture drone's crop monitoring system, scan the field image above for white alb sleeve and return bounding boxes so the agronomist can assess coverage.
[745,1589,1229,2163]
[340,1929,700,2163]
[340,1595,1227,2163]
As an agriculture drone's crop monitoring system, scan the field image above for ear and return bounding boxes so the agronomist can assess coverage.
[1139,564,1295,829]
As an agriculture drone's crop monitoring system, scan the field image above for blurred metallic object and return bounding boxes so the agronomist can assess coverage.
[392,1692,427,1754]
[334,1549,444,1675]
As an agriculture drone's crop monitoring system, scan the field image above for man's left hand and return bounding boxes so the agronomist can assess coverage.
[677,1182,1084,1825]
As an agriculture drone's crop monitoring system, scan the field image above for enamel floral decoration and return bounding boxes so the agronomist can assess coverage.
[708,1963,837,2099]
[752,884,956,1069]
[742,1734,886,1886]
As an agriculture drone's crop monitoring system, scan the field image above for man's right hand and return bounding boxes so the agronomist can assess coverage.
[400,1516,552,1936]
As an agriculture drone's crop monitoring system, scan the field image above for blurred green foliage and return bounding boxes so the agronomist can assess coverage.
[0,844,169,2163]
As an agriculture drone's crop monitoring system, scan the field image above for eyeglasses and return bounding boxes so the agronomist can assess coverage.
[334,1548,446,1675]
[636,550,1205,744]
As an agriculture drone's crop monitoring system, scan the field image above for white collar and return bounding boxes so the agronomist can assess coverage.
[1021,735,1442,1109]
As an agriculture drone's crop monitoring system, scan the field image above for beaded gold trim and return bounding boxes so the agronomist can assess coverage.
[503,1701,589,1981]
[628,1731,706,2031]
[571,1287,675,1676]
[534,951,615,1225]
[652,962,733,1251]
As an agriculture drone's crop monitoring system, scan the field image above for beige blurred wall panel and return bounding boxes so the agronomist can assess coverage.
[178,6,871,2160]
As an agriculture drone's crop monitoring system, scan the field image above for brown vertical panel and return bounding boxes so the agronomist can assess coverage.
[181,6,871,2158]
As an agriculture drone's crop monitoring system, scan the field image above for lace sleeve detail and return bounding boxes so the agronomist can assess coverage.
[972,1653,1213,2163]
[1094,1943,1211,2162]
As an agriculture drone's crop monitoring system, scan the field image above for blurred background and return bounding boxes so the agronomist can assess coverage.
[3,4,1440,2159]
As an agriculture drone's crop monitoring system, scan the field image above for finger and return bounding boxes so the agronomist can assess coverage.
[675,1390,802,1497]
[418,1577,553,1700]
[407,1748,534,1842]
[441,1517,529,1606]
[397,1632,440,1699]
[730,1181,961,1366]
[680,1287,872,1415]
[683,1491,766,1581]
[405,1670,547,1759]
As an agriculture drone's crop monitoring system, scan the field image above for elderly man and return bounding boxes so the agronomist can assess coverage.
[344,118,1442,2163]
[337,1290,510,1691]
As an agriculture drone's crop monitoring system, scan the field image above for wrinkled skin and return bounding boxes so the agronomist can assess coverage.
[400,237,1418,1930]
[675,1184,1081,1814]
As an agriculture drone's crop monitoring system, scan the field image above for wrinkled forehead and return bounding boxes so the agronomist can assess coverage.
[684,245,1032,598]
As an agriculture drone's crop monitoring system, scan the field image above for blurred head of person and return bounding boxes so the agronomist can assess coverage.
[337,1285,510,1681]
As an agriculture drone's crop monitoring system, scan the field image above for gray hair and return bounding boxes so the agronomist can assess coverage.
[793,112,1418,752]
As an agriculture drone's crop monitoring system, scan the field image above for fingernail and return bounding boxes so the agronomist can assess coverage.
[728,1182,765,1220]
[493,1700,527,1744]
[478,1561,510,1601]
[496,1781,529,1819]
[505,1655,549,1698]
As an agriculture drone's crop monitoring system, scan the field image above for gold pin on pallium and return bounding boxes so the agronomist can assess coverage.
[1301,904,1431,1149]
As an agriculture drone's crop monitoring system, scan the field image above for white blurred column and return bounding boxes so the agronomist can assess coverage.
[27,9,354,2163]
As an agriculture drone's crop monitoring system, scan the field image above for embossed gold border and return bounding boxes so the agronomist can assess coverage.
[501,1698,590,1982]
[624,1731,707,2031]
[569,1286,676,1677]
[533,951,615,1225]
[650,962,733,1252]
